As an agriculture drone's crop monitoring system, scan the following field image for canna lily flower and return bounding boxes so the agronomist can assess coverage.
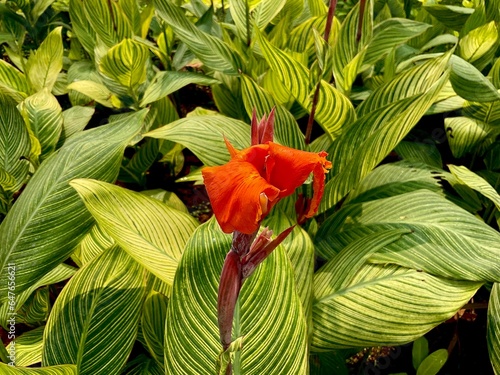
[202,140,332,234]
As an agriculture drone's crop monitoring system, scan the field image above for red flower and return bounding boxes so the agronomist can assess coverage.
[202,140,332,234]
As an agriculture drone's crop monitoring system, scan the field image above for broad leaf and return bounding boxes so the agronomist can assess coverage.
[82,0,132,48]
[257,31,355,139]
[0,92,30,193]
[70,179,198,286]
[145,115,250,166]
[320,68,448,212]
[312,229,481,350]
[43,246,146,375]
[6,326,44,366]
[240,74,305,150]
[19,88,63,160]
[69,0,96,56]
[0,110,147,302]
[0,364,77,374]
[412,337,429,370]
[459,21,498,70]
[317,190,500,282]
[154,0,242,75]
[59,106,95,146]
[0,59,29,98]
[424,5,473,31]
[25,27,63,92]
[99,39,149,91]
[165,218,308,374]
[448,164,500,210]
[141,71,219,106]
[362,18,432,70]
[445,116,492,158]
[449,55,500,102]
[142,291,168,366]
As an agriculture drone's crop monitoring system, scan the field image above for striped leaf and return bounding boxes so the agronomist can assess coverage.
[265,212,315,326]
[449,55,500,102]
[6,326,44,366]
[332,0,372,94]
[141,71,219,106]
[463,100,500,127]
[424,5,473,31]
[59,106,95,147]
[459,21,498,70]
[142,291,168,366]
[0,264,76,328]
[25,27,63,93]
[0,110,147,302]
[488,283,500,375]
[320,69,448,212]
[395,141,443,169]
[445,116,492,158]
[165,218,308,374]
[82,0,132,48]
[0,364,77,374]
[0,59,29,98]
[19,88,63,160]
[67,80,116,108]
[356,52,450,116]
[43,246,146,375]
[125,356,164,375]
[154,0,242,75]
[70,179,198,286]
[448,165,500,210]
[145,115,250,166]
[99,39,149,91]
[253,0,287,31]
[317,190,500,282]
[240,74,305,150]
[341,161,446,206]
[257,31,356,139]
[72,224,114,267]
[69,0,96,56]
[0,92,30,193]
[362,18,432,70]
[312,230,482,350]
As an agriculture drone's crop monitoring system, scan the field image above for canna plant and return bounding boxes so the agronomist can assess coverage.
[1,0,500,374]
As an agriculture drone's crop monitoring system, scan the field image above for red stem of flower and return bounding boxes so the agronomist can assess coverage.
[357,0,366,43]
[218,250,242,351]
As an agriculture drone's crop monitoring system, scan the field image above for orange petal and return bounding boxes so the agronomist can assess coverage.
[266,143,331,202]
[202,161,280,234]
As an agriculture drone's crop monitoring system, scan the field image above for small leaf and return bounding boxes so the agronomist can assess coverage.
[412,336,429,370]
[416,349,448,375]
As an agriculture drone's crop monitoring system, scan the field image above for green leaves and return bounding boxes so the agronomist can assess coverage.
[154,0,242,75]
[312,229,481,350]
[19,88,63,160]
[141,71,219,106]
[145,115,250,166]
[257,31,355,139]
[0,92,30,197]
[25,27,63,93]
[99,39,149,91]
[43,246,146,374]
[320,58,449,212]
[165,219,308,374]
[0,110,147,301]
[70,179,198,286]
